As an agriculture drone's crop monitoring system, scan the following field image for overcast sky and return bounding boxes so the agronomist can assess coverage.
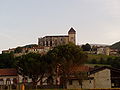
[0,0,120,52]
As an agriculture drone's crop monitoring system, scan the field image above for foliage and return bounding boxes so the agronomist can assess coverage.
[48,44,87,64]
[81,43,91,51]
[47,43,88,86]
[87,54,116,62]
[110,41,120,50]
[0,44,88,86]
[14,47,23,53]
[0,53,15,68]
[15,53,50,85]
[90,59,97,64]
[23,44,38,48]
[89,56,120,69]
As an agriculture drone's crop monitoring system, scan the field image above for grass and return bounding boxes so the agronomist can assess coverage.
[87,54,117,61]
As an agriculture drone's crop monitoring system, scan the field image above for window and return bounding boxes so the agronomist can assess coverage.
[69,80,72,85]
[0,79,4,85]
[43,41,45,46]
[50,41,52,46]
[89,80,91,83]
[46,41,48,46]
[6,78,11,85]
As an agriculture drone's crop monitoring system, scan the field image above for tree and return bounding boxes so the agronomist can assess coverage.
[15,44,88,87]
[81,43,91,51]
[0,53,15,68]
[14,47,23,53]
[99,58,105,64]
[90,59,97,64]
[47,43,88,87]
[15,53,50,85]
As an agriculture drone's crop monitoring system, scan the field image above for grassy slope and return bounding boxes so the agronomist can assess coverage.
[87,54,116,61]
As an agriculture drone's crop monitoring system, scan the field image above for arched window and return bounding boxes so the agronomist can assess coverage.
[6,78,11,85]
[0,79,4,85]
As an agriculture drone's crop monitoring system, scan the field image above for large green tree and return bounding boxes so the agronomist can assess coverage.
[15,44,88,86]
[81,43,91,51]
[15,53,50,85]
[0,53,15,68]
[47,43,88,86]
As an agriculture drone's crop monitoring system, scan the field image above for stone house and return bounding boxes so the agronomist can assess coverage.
[14,46,51,57]
[97,47,110,55]
[66,66,120,89]
[2,46,51,57]
[2,48,15,54]
[66,65,92,89]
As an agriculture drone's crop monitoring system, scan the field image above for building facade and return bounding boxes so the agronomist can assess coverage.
[66,66,120,89]
[38,27,76,47]
[0,68,18,86]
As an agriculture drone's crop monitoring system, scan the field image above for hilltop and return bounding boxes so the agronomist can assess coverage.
[110,41,120,50]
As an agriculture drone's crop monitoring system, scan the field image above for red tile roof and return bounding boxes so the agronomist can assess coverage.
[0,68,17,76]
[69,65,92,74]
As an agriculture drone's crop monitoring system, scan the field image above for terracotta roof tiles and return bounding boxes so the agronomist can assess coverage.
[0,68,17,76]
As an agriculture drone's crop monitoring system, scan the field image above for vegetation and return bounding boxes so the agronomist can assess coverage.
[14,47,23,53]
[15,53,51,85]
[87,54,116,61]
[81,43,91,51]
[0,53,15,68]
[3,43,120,86]
[47,44,88,86]
[88,56,120,69]
[23,44,38,48]
[110,41,120,50]
[13,44,88,85]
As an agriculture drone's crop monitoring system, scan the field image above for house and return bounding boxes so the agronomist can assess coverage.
[97,47,110,55]
[38,27,76,47]
[66,66,120,89]
[89,66,120,88]
[109,49,119,56]
[66,65,92,89]
[14,46,51,57]
[2,46,51,57]
[0,68,18,86]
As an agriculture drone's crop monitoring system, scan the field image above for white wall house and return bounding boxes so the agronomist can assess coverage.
[0,68,18,85]
[66,66,120,89]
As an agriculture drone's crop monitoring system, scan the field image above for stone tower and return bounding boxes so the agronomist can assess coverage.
[68,27,76,44]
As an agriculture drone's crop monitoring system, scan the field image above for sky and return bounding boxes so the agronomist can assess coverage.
[0,0,120,52]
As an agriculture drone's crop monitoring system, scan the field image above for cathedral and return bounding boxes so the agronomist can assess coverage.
[38,27,76,47]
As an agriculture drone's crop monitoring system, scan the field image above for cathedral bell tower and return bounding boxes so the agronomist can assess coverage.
[68,27,76,45]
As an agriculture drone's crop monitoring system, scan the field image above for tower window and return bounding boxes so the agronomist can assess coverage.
[50,41,52,46]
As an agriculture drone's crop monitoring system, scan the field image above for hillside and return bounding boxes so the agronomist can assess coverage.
[87,54,116,61]
[110,41,120,50]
